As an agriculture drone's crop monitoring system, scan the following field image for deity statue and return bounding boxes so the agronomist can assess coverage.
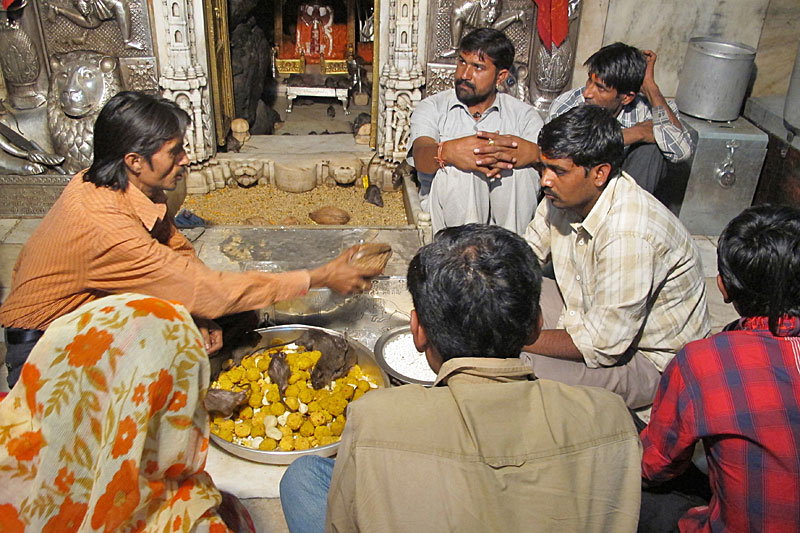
[391,94,412,153]
[296,4,334,59]
[43,0,144,50]
[441,0,525,58]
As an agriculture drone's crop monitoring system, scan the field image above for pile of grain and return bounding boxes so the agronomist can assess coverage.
[183,183,408,226]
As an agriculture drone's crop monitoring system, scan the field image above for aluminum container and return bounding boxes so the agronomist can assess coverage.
[676,38,756,122]
[209,324,389,465]
[784,41,800,134]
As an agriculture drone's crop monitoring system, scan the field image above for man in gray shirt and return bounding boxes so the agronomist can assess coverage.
[408,28,543,235]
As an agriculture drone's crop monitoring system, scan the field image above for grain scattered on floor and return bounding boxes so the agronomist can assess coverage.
[183,183,408,226]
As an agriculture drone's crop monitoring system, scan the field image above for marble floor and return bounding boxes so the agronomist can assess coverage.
[0,215,738,533]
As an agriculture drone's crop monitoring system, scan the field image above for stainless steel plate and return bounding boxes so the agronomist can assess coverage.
[373,326,436,386]
[209,324,389,465]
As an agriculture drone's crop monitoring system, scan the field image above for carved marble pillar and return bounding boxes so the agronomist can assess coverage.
[154,0,215,165]
[376,0,425,184]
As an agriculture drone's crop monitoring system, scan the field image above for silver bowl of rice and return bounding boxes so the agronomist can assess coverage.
[374,326,437,386]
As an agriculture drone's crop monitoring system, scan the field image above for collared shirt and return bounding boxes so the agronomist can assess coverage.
[548,87,693,163]
[641,316,800,533]
[524,172,710,371]
[408,89,543,231]
[0,173,310,330]
[326,357,642,532]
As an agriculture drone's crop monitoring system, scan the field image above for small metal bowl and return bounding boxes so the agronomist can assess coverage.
[373,326,437,387]
[209,324,389,465]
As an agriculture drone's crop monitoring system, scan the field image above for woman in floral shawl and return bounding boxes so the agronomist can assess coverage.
[0,293,251,532]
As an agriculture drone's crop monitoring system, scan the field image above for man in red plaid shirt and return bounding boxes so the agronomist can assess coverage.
[641,205,800,532]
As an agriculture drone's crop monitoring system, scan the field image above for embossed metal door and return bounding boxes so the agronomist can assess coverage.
[204,0,234,146]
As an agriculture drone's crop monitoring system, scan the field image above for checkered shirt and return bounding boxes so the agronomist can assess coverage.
[548,87,693,163]
[524,171,710,372]
[641,316,800,532]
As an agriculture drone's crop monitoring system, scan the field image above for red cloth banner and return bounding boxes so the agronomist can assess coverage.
[533,0,569,51]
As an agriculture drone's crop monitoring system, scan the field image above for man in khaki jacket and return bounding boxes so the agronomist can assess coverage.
[280,224,642,532]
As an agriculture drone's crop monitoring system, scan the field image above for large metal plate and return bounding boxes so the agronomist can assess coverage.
[209,324,389,465]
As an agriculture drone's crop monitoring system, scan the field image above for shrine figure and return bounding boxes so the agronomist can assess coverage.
[441,0,525,58]
[296,4,334,59]
[44,0,144,50]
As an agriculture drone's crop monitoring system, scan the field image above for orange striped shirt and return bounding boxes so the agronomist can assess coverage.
[0,173,310,330]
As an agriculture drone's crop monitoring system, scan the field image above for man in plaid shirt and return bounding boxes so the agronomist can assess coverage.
[548,42,692,193]
[641,205,800,532]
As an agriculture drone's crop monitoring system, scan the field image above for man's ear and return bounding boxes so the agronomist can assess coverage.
[124,152,141,174]
[716,274,731,304]
[619,91,637,106]
[409,309,428,353]
[495,68,509,88]
[590,162,613,188]
[526,307,543,345]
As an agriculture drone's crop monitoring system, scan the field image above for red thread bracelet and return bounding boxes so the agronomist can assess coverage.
[435,142,446,169]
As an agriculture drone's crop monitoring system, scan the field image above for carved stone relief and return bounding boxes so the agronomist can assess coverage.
[424,0,534,100]
[0,2,45,109]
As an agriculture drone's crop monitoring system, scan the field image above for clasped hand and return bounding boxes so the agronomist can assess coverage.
[443,131,537,179]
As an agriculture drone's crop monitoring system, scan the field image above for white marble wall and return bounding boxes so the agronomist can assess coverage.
[568,0,785,98]
[752,0,800,97]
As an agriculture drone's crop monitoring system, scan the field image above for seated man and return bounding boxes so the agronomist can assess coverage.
[522,106,709,412]
[280,224,642,532]
[641,205,800,532]
[548,42,692,193]
[0,91,380,388]
[409,28,543,235]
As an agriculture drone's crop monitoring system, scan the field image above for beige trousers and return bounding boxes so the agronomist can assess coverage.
[522,277,662,409]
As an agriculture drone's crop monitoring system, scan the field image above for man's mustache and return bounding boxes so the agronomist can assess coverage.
[455,79,475,90]
[541,187,559,200]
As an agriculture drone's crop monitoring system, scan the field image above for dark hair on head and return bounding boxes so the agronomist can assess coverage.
[85,91,190,190]
[406,224,542,361]
[538,105,625,177]
[584,42,646,95]
[458,28,515,72]
[717,205,800,336]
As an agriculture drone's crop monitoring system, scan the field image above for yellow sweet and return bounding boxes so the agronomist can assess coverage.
[284,384,300,398]
[320,436,340,446]
[307,400,321,413]
[279,425,293,437]
[356,380,370,393]
[279,436,294,451]
[239,406,254,420]
[330,416,345,436]
[294,436,311,450]
[297,355,314,371]
[245,367,261,382]
[241,356,255,369]
[298,388,314,404]
[284,397,300,412]
[299,420,315,437]
[352,389,365,401]
[251,422,265,438]
[309,411,326,427]
[259,438,277,451]
[286,412,304,431]
[234,421,251,437]
[266,388,281,403]
[269,402,286,416]
[257,357,271,371]
[314,425,332,439]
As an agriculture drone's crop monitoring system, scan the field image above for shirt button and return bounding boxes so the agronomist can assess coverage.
[576,275,581,281]
[569,311,576,316]
[578,239,584,245]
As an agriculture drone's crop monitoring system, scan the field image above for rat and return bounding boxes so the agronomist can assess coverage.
[268,351,291,395]
[364,184,383,207]
[204,388,248,418]
[309,333,357,389]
